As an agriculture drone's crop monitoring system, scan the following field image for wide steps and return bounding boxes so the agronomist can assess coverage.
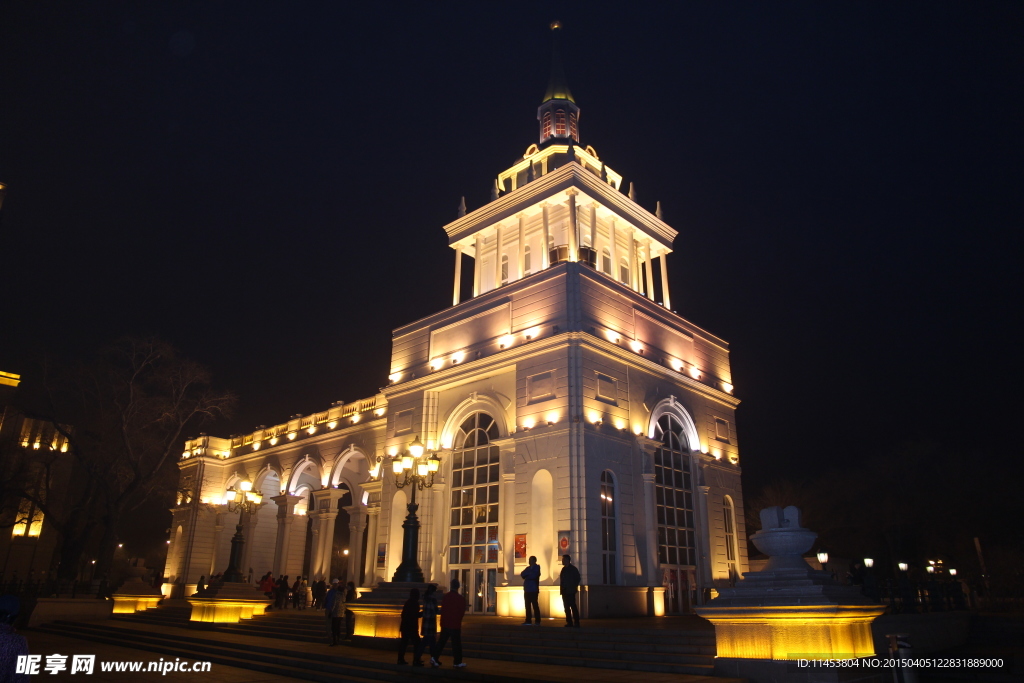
[36,620,509,683]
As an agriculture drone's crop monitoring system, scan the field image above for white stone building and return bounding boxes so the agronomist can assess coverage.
[167,63,748,618]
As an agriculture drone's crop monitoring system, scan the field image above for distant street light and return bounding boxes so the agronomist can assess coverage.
[926,566,934,574]
[816,551,829,567]
[863,558,874,568]
[948,568,957,576]
[898,562,909,572]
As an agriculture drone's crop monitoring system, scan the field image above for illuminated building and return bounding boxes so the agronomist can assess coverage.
[169,28,748,616]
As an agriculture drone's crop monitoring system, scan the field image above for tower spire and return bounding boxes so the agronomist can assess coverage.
[537,21,580,147]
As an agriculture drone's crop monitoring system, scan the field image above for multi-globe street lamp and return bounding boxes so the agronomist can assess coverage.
[221,478,264,582]
[390,437,441,583]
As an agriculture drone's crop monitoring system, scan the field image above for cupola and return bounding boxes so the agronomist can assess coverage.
[537,21,580,147]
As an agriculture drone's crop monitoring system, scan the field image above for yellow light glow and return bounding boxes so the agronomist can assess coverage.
[240,480,253,492]
[375,408,385,416]
[863,558,874,568]
[633,425,643,436]
[417,463,428,476]
[523,326,540,340]
[629,340,643,353]
[32,441,40,450]
[201,497,210,504]
[408,437,425,458]
[545,411,560,425]
[523,417,536,430]
[949,568,957,576]
[712,448,722,460]
[60,443,68,453]
[671,359,683,372]
[389,372,402,383]
[369,463,381,479]
[451,351,465,364]
[498,334,515,349]
[614,418,626,430]
[387,446,399,456]
[225,489,237,502]
[307,426,316,435]
[441,436,453,449]
[429,359,441,371]
[721,381,734,393]
[588,411,602,424]
[251,442,260,451]
[327,421,337,429]
[288,432,297,440]
[351,414,360,424]
[427,455,440,472]
[402,455,414,470]
[295,509,306,516]
[688,365,701,379]
[269,437,279,445]
[392,459,403,474]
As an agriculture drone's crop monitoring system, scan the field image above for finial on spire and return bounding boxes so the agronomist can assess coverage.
[628,182,636,201]
[458,196,467,218]
[655,201,663,220]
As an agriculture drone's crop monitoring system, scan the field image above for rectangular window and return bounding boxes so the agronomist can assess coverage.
[715,418,730,442]
[527,371,555,402]
[596,373,618,404]
[395,409,414,434]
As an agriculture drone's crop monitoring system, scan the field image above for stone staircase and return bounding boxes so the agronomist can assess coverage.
[40,602,721,679]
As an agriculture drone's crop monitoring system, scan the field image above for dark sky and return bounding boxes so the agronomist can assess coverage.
[2,2,1021,492]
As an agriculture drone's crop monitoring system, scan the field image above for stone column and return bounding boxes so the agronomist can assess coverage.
[310,488,346,581]
[210,512,225,576]
[566,189,579,261]
[517,214,526,279]
[659,253,671,309]
[271,494,303,576]
[345,504,368,586]
[473,234,483,297]
[452,244,462,306]
[430,483,447,582]
[362,508,381,587]
[642,473,659,585]
[645,241,656,301]
[541,205,551,268]
[502,472,517,585]
[628,235,637,291]
[589,204,598,249]
[697,484,713,603]
[609,220,618,280]
[495,224,504,285]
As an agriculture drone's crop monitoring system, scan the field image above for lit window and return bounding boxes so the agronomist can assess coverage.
[524,245,531,273]
[12,498,44,538]
[619,258,629,284]
[601,248,612,275]
[600,471,617,584]
[541,111,552,139]
[500,254,509,285]
[569,113,578,141]
[652,413,696,612]
[555,110,566,136]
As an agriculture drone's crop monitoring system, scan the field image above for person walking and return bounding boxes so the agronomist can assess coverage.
[421,584,439,658]
[431,579,467,668]
[559,554,581,627]
[323,580,345,646]
[344,581,357,638]
[520,556,541,625]
[397,588,424,666]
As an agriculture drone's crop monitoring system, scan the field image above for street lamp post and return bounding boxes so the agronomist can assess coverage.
[390,437,441,583]
[222,479,263,583]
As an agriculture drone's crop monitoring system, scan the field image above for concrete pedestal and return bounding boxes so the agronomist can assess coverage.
[111,577,164,614]
[187,580,271,625]
[347,581,428,641]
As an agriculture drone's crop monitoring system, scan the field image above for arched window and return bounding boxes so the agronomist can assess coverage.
[619,257,629,284]
[449,412,501,613]
[724,496,738,582]
[524,245,532,274]
[600,471,617,584]
[541,111,552,139]
[569,112,578,141]
[601,247,612,275]
[555,110,567,136]
[500,254,509,285]
[652,412,695,613]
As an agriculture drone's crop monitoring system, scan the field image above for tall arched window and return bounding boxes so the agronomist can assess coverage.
[619,257,629,284]
[541,111,552,139]
[652,412,695,613]
[723,496,738,582]
[500,254,509,285]
[448,412,501,613]
[555,110,567,136]
[524,245,532,274]
[601,247,612,275]
[569,113,578,141]
[600,471,617,584]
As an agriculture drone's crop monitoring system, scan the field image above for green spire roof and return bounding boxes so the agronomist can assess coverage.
[542,21,575,104]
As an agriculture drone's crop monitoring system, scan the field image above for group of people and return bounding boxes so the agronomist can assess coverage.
[521,554,581,627]
[257,573,310,610]
[397,580,468,668]
[323,580,358,645]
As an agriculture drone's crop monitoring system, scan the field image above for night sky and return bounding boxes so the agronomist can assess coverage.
[2,2,1021,493]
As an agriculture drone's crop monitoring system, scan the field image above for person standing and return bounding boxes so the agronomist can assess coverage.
[324,580,345,646]
[559,555,581,627]
[520,556,541,625]
[421,584,439,658]
[397,588,424,666]
[312,578,326,609]
[291,576,303,609]
[431,579,467,668]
